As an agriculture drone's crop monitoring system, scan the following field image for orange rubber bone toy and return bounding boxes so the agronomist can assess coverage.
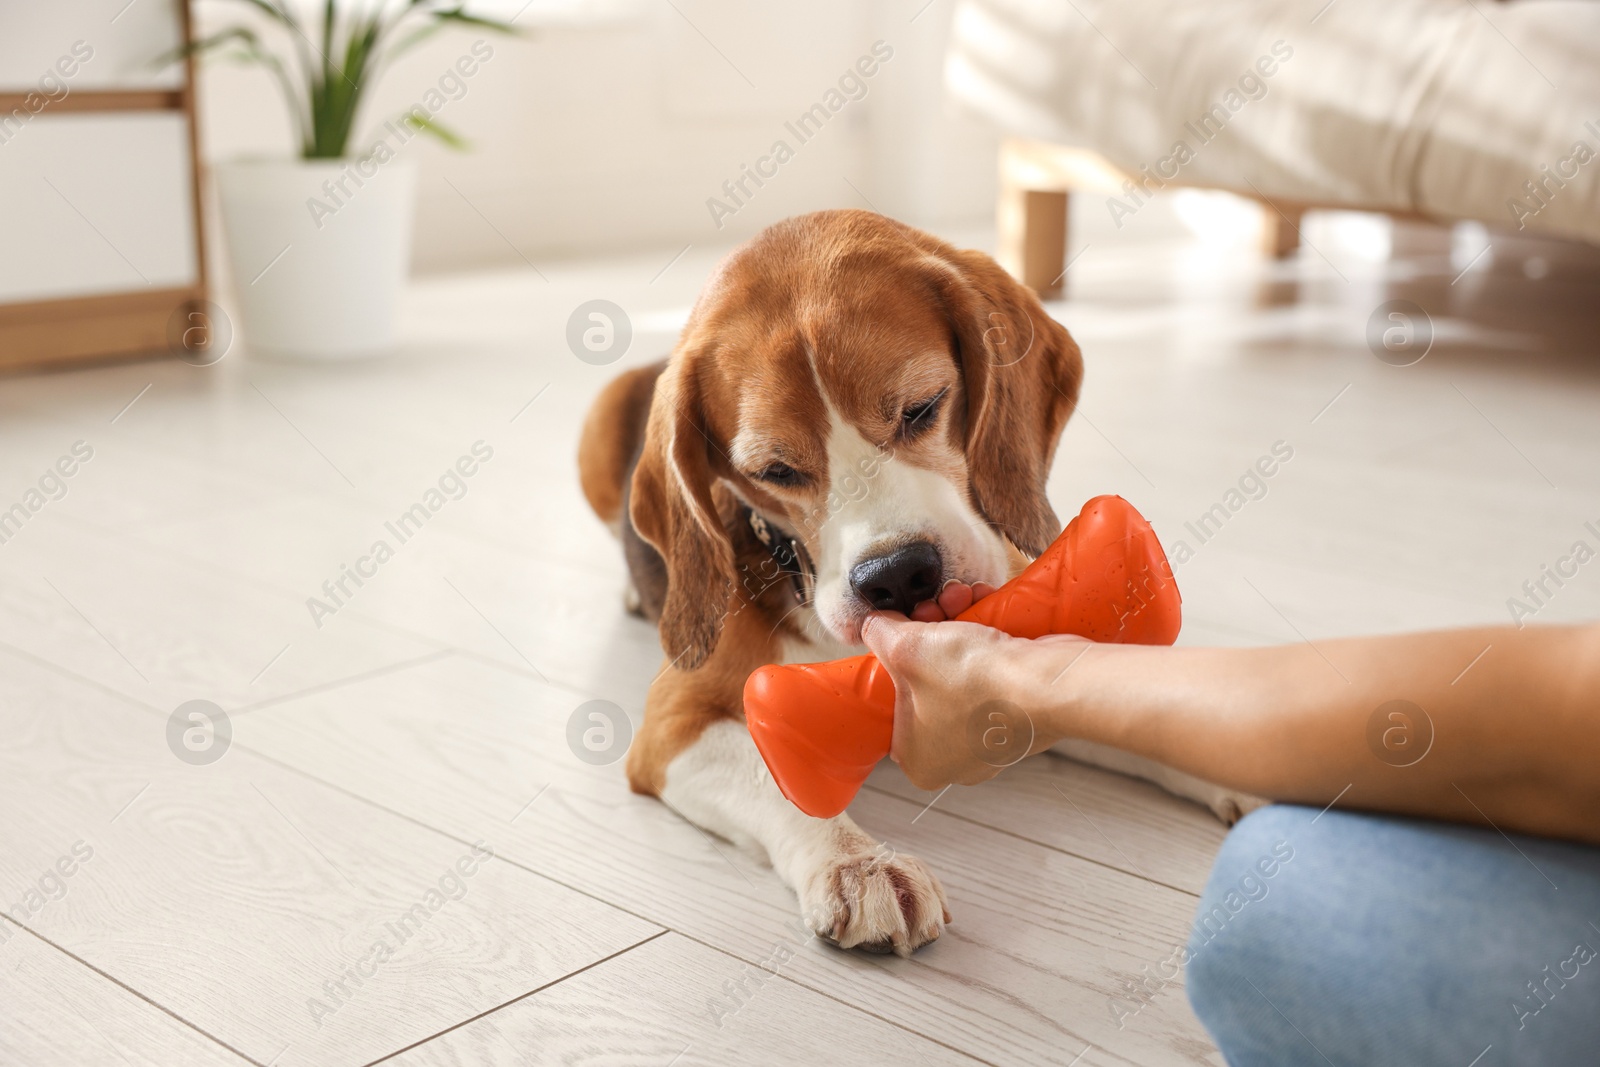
[743,495,1182,818]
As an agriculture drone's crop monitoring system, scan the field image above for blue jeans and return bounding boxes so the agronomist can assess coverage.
[1185,805,1600,1066]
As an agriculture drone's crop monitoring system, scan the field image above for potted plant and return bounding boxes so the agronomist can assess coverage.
[171,1,515,360]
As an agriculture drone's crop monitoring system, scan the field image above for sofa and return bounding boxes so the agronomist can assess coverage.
[944,0,1600,294]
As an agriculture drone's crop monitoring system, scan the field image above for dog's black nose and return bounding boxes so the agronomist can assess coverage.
[849,541,943,615]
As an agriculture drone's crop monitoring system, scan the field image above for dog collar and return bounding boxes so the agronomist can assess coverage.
[744,507,811,608]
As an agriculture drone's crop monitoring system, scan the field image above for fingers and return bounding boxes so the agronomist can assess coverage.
[924,581,996,621]
[891,581,993,625]
[936,580,973,618]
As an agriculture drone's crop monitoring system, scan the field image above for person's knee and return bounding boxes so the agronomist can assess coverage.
[1187,805,1600,1066]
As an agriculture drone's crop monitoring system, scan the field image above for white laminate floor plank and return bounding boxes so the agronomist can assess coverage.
[388,932,985,1067]
[60,488,665,707]
[863,756,1228,896]
[0,647,661,1067]
[0,419,296,541]
[0,923,250,1067]
[236,652,1221,1067]
[0,518,443,714]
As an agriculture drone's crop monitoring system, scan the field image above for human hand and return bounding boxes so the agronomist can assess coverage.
[862,583,1083,790]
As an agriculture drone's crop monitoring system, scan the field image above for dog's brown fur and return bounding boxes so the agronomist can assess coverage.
[579,210,1082,800]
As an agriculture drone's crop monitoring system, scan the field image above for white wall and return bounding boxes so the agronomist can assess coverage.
[192,0,999,273]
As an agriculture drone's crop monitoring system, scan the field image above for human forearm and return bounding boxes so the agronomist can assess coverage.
[1018,625,1600,843]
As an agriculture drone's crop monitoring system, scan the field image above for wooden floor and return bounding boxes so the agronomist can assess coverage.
[2,209,1597,1066]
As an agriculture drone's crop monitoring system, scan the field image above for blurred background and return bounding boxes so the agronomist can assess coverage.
[4,0,1596,365]
[2,3,1598,1065]
[195,0,1003,270]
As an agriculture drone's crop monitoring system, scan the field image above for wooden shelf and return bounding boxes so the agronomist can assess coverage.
[0,287,203,373]
[0,89,185,114]
[0,1,206,373]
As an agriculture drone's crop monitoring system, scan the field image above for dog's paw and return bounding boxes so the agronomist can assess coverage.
[799,846,950,957]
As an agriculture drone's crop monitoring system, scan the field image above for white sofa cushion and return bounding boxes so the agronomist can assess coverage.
[946,0,1600,244]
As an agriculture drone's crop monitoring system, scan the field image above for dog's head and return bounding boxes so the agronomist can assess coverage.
[631,210,1083,668]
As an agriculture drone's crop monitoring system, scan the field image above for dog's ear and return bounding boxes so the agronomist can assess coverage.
[933,248,1084,557]
[629,356,734,670]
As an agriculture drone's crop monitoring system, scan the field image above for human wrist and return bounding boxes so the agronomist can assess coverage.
[996,635,1088,750]
[1020,639,1161,750]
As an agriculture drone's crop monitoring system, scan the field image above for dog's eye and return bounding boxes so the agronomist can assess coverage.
[754,462,802,487]
[899,390,946,437]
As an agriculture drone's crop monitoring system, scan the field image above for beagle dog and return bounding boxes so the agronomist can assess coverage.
[579,210,1251,956]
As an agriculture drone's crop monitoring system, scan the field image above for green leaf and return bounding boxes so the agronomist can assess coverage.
[229,0,305,33]
[153,24,313,150]
[157,0,516,160]
[151,24,261,67]
[403,110,469,150]
[433,7,521,34]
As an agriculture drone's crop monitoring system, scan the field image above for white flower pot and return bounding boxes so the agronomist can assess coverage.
[215,157,416,361]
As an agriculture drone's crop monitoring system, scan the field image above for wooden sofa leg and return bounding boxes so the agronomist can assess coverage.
[1261,204,1304,259]
[999,185,1070,298]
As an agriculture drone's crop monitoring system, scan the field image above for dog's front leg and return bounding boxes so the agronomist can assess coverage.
[628,650,949,956]
[667,719,948,955]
